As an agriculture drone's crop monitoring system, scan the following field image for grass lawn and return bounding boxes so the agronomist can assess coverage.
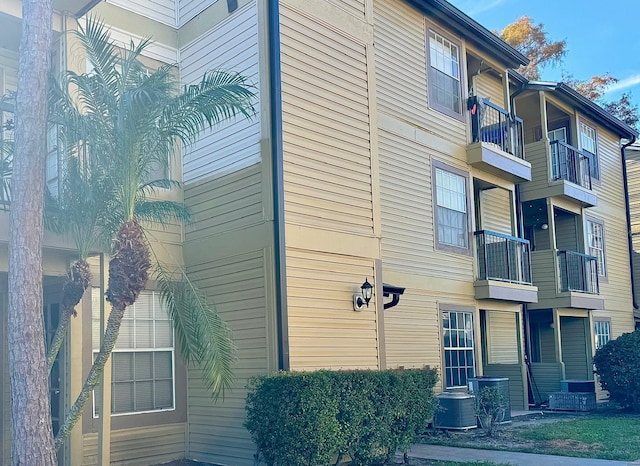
[516,415,640,460]
[420,412,640,461]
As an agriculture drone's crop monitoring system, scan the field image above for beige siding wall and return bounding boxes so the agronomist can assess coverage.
[478,187,512,234]
[374,0,466,147]
[627,147,640,319]
[82,424,186,465]
[279,0,381,373]
[106,0,176,26]
[184,249,273,466]
[588,126,635,337]
[0,48,18,91]
[474,72,504,109]
[280,3,374,236]
[287,248,379,369]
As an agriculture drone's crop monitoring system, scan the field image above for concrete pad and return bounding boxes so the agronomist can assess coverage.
[405,444,630,466]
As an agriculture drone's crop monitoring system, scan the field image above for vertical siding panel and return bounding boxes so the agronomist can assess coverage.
[106,0,176,26]
[280,5,373,235]
[286,249,379,370]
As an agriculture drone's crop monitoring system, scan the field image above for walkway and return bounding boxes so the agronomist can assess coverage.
[404,444,636,466]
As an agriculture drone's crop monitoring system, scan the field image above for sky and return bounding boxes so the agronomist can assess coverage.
[448,0,640,108]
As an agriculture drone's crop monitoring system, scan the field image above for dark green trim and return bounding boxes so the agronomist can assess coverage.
[405,0,528,69]
[268,0,289,371]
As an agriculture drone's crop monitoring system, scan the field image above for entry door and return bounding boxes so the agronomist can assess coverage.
[44,303,62,435]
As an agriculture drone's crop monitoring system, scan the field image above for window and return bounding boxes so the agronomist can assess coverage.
[593,319,611,350]
[434,164,469,251]
[93,289,174,416]
[586,218,606,277]
[579,122,599,179]
[442,309,475,388]
[428,29,462,117]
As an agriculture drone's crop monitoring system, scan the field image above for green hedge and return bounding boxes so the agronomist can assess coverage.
[593,329,640,411]
[245,368,438,466]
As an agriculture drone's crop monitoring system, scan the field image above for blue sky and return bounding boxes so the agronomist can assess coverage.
[449,0,640,107]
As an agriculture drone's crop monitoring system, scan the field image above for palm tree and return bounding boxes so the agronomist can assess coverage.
[51,18,254,448]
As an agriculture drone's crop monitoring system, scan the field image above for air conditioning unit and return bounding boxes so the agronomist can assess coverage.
[433,392,477,430]
[468,376,511,422]
[560,379,595,393]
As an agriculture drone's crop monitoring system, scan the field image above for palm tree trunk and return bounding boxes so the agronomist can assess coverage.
[54,302,126,449]
[7,0,56,464]
[47,259,91,369]
[55,220,150,449]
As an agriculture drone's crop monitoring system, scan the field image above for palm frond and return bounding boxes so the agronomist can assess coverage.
[161,70,256,146]
[156,263,236,398]
[134,199,193,228]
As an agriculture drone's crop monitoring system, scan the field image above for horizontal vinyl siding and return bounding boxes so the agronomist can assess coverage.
[186,250,269,466]
[379,129,474,282]
[627,149,640,312]
[82,424,186,466]
[280,5,374,236]
[327,0,366,18]
[180,2,261,184]
[374,0,466,147]
[588,129,634,335]
[483,363,526,410]
[474,73,504,109]
[479,187,512,235]
[287,248,379,370]
[106,0,176,26]
[529,363,563,402]
[560,317,590,380]
[530,250,557,302]
[184,165,264,241]
[179,0,212,26]
[485,311,518,364]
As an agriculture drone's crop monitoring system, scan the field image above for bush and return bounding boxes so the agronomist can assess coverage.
[594,329,640,411]
[245,368,438,466]
[475,386,507,437]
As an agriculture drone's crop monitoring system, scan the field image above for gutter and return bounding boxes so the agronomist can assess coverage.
[268,0,289,370]
[621,136,639,310]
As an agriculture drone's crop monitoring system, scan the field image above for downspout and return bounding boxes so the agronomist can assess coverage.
[268,0,290,370]
[621,136,639,310]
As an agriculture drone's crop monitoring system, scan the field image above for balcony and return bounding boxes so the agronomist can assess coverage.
[466,97,531,183]
[528,249,603,310]
[473,230,538,303]
[520,139,597,207]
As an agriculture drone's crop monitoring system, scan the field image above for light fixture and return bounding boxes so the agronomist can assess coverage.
[353,278,373,311]
[541,223,549,230]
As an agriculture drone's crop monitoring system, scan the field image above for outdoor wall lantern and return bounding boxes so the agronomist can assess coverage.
[353,278,373,311]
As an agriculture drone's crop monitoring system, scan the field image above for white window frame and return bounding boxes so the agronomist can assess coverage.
[442,308,476,388]
[433,161,471,254]
[92,289,176,418]
[593,319,611,350]
[427,26,463,119]
[586,217,606,278]
[579,121,599,180]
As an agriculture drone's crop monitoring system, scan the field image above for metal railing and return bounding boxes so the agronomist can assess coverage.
[468,96,524,159]
[475,230,532,285]
[550,140,592,190]
[557,250,599,294]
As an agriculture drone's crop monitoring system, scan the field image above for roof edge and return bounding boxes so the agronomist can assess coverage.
[405,0,529,69]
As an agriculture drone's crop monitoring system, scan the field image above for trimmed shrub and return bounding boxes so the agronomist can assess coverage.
[245,368,438,466]
[593,329,640,411]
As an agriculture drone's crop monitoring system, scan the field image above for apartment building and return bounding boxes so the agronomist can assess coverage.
[0,0,637,465]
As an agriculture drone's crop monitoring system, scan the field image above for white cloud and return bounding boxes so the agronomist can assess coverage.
[604,74,640,95]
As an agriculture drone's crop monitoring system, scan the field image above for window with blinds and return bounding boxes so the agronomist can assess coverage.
[593,319,611,350]
[92,289,175,416]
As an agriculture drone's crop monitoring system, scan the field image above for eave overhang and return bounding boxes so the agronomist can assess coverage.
[404,0,529,69]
